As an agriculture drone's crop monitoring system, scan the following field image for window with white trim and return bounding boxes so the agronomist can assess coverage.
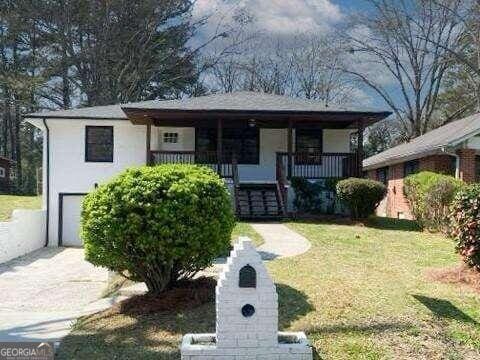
[163,132,179,144]
[0,167,5,178]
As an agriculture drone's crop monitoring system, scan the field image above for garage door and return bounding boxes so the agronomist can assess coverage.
[60,194,85,247]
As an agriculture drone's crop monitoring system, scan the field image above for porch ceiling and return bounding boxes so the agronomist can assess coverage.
[122,108,391,129]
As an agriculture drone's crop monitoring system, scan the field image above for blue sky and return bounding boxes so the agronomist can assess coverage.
[193,0,393,111]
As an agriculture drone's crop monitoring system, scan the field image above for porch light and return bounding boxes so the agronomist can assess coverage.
[248,118,256,128]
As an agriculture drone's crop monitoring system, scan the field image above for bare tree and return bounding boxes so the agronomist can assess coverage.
[290,35,356,107]
[429,0,480,119]
[342,0,462,139]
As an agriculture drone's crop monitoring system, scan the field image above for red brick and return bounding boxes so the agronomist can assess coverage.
[457,149,476,183]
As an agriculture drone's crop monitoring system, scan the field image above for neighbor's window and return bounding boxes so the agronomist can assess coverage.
[295,128,323,164]
[0,167,5,178]
[85,126,114,162]
[404,160,419,177]
[376,167,389,185]
[163,132,179,144]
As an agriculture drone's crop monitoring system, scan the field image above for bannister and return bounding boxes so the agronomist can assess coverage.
[276,153,288,215]
[276,152,358,179]
[149,150,236,179]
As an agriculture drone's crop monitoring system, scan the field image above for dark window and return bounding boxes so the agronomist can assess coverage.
[239,265,256,288]
[85,126,114,162]
[195,127,259,165]
[404,160,419,177]
[163,132,178,144]
[295,128,323,164]
[377,167,389,185]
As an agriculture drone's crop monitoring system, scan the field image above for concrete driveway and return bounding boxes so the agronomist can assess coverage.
[0,248,109,342]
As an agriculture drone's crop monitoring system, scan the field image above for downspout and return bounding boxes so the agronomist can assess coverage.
[441,146,460,179]
[42,118,50,247]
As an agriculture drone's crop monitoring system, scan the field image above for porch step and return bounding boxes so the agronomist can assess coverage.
[235,183,285,220]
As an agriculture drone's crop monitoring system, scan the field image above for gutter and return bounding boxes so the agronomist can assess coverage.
[42,118,50,247]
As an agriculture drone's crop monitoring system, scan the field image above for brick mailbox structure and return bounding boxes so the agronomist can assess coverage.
[181,237,312,359]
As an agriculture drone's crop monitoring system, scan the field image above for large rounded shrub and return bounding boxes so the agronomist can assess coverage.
[81,164,235,294]
[336,178,386,219]
[404,171,464,232]
[450,184,480,271]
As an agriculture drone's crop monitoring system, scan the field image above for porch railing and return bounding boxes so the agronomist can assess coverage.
[276,152,359,180]
[149,150,235,178]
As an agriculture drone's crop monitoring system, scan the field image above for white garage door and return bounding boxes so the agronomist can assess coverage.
[61,195,85,247]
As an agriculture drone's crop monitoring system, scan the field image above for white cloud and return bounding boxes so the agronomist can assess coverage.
[193,0,343,39]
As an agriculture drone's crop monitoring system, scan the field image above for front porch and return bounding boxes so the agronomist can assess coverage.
[144,121,362,219]
[121,92,390,218]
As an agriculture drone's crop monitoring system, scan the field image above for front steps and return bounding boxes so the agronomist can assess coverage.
[235,183,285,220]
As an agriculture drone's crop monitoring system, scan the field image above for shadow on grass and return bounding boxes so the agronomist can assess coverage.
[277,283,315,329]
[305,321,413,336]
[412,294,478,325]
[57,282,313,359]
[365,216,421,232]
[288,216,421,233]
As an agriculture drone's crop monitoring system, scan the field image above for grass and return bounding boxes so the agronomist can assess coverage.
[0,195,42,221]
[231,221,264,247]
[57,219,480,359]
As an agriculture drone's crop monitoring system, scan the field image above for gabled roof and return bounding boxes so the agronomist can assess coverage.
[25,91,390,121]
[363,113,480,170]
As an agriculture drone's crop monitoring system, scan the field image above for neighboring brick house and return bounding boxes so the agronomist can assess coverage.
[0,156,14,194]
[363,113,480,219]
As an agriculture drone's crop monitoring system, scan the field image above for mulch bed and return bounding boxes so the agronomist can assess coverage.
[427,265,480,294]
[114,277,216,315]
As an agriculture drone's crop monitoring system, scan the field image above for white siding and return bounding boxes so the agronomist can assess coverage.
[46,119,146,246]
[323,129,354,153]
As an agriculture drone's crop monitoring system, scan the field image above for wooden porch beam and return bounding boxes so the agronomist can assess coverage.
[217,118,223,175]
[357,119,364,177]
[146,123,152,165]
[287,118,293,179]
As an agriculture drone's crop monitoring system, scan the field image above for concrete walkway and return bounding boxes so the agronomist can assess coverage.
[0,248,109,342]
[251,222,311,260]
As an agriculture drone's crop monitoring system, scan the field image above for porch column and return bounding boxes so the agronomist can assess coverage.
[217,118,223,175]
[146,123,152,165]
[287,119,293,179]
[357,119,364,177]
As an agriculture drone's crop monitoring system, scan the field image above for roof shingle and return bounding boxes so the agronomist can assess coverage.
[363,113,480,170]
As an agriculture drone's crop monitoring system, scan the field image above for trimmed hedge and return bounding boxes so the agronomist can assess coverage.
[81,164,235,294]
[336,178,386,219]
[450,184,480,271]
[404,171,463,232]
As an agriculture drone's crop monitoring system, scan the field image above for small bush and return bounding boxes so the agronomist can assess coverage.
[290,177,323,213]
[450,184,480,271]
[336,178,386,219]
[404,171,463,232]
[81,164,235,295]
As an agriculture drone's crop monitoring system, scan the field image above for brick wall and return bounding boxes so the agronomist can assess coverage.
[419,155,455,175]
[367,151,478,220]
[458,149,477,183]
[386,164,413,219]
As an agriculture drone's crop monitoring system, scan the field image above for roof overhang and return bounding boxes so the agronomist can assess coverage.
[122,107,391,129]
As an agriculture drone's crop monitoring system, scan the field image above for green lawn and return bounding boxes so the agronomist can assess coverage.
[0,195,42,221]
[231,221,264,247]
[57,219,480,359]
